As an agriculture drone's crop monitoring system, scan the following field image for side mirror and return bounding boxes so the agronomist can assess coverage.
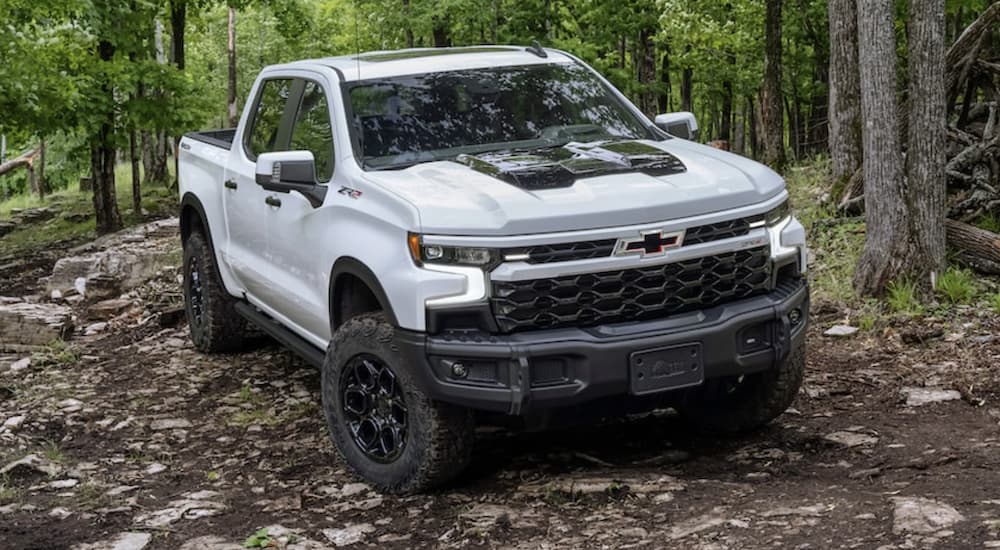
[654,112,699,141]
[255,150,317,186]
[254,151,327,208]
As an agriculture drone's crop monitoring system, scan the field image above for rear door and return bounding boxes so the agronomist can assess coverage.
[222,77,297,300]
[262,77,338,338]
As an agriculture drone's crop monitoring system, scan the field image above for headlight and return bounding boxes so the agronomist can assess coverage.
[408,233,498,267]
[751,200,791,228]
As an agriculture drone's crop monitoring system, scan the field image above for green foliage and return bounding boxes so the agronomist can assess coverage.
[887,280,924,316]
[973,213,1000,234]
[935,268,977,304]
[243,528,274,548]
[988,292,1000,314]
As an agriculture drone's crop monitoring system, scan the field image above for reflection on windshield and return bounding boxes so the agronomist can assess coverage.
[347,63,652,169]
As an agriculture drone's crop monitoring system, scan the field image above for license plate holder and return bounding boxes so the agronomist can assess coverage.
[629,343,704,395]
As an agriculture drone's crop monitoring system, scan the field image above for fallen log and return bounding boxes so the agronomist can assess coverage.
[0,148,38,177]
[946,218,1000,275]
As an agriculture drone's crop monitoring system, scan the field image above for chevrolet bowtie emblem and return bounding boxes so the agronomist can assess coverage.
[614,230,685,257]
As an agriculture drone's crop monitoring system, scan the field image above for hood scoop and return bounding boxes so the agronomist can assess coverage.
[456,140,686,190]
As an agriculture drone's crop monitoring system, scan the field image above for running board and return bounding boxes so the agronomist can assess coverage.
[234,302,325,368]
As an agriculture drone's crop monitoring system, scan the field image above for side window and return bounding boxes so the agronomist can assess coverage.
[247,79,294,158]
[289,81,335,182]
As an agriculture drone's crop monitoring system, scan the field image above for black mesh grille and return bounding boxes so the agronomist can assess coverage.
[683,215,764,245]
[491,246,772,332]
[511,240,617,264]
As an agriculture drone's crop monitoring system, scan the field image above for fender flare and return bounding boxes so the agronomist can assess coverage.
[329,257,399,332]
[179,193,226,282]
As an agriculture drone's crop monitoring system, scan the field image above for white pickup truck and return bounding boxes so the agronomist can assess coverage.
[177,45,809,494]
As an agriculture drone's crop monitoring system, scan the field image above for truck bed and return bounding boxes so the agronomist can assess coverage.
[185,128,236,150]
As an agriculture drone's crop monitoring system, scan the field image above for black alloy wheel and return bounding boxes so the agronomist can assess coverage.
[340,354,408,463]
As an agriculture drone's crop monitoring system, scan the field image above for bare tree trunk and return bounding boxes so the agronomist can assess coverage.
[761,0,786,171]
[852,0,909,295]
[828,0,863,183]
[903,0,947,283]
[733,104,746,155]
[748,95,759,159]
[37,138,45,199]
[637,26,657,117]
[170,0,186,189]
[658,50,672,113]
[227,5,238,128]
[720,54,734,144]
[432,16,449,47]
[92,39,124,235]
[681,54,693,112]
[130,130,142,216]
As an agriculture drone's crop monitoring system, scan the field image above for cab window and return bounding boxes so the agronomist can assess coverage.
[289,81,336,182]
[247,78,294,158]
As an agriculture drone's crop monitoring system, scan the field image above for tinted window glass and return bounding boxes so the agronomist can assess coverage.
[248,79,293,157]
[347,63,651,169]
[290,81,335,182]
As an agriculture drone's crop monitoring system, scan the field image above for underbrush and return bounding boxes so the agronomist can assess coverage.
[785,158,998,331]
[0,164,177,256]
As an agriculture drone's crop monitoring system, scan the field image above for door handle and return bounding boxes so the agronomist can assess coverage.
[265,196,282,208]
[224,179,238,190]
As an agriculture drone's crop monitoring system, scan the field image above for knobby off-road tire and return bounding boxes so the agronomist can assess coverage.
[678,341,806,434]
[322,313,473,494]
[182,231,247,353]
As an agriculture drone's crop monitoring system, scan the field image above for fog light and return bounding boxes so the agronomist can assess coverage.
[789,308,802,326]
[450,361,468,378]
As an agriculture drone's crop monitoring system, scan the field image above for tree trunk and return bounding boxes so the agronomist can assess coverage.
[37,138,45,199]
[852,0,909,295]
[681,68,693,113]
[637,26,657,117]
[432,17,449,47]
[658,50,672,113]
[92,39,123,235]
[227,5,238,128]
[902,0,947,282]
[130,130,141,216]
[748,95,759,159]
[828,0,863,183]
[720,57,734,143]
[761,0,786,171]
[170,0,186,70]
[403,0,414,48]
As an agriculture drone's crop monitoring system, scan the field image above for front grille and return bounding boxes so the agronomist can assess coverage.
[683,215,763,245]
[509,239,617,264]
[491,246,772,332]
[503,215,764,264]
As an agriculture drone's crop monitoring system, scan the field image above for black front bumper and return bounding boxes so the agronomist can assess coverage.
[397,278,809,415]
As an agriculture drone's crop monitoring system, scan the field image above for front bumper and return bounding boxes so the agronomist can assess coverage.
[396,278,809,415]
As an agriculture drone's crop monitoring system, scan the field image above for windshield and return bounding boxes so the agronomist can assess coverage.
[346,63,654,170]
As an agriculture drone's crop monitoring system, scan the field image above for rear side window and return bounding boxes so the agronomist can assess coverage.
[247,79,294,157]
[289,81,335,182]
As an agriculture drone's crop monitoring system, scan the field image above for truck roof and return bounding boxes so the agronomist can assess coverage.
[270,45,574,82]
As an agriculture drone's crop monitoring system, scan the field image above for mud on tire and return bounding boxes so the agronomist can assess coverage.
[322,312,473,494]
[678,341,806,433]
[182,231,247,353]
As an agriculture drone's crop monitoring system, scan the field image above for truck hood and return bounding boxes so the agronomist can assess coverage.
[361,139,785,236]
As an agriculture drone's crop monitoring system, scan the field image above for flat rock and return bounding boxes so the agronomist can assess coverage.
[134,490,225,528]
[0,453,61,478]
[3,415,26,430]
[891,496,964,535]
[86,298,134,320]
[460,503,517,530]
[323,523,376,547]
[10,357,31,371]
[0,302,74,346]
[824,430,878,448]
[74,531,152,550]
[176,536,240,550]
[150,418,192,430]
[901,387,962,407]
[824,324,858,337]
[47,218,179,297]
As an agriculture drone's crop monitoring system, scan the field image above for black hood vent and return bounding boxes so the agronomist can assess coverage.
[456,140,686,190]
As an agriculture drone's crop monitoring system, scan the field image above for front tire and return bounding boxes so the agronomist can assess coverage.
[322,313,473,494]
[182,231,246,353]
[677,341,805,433]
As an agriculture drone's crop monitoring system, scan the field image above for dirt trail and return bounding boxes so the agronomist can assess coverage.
[2,267,1000,549]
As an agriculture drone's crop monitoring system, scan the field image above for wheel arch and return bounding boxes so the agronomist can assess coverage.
[329,257,399,333]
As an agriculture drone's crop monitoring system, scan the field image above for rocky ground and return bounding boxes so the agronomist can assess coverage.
[2,220,1000,549]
